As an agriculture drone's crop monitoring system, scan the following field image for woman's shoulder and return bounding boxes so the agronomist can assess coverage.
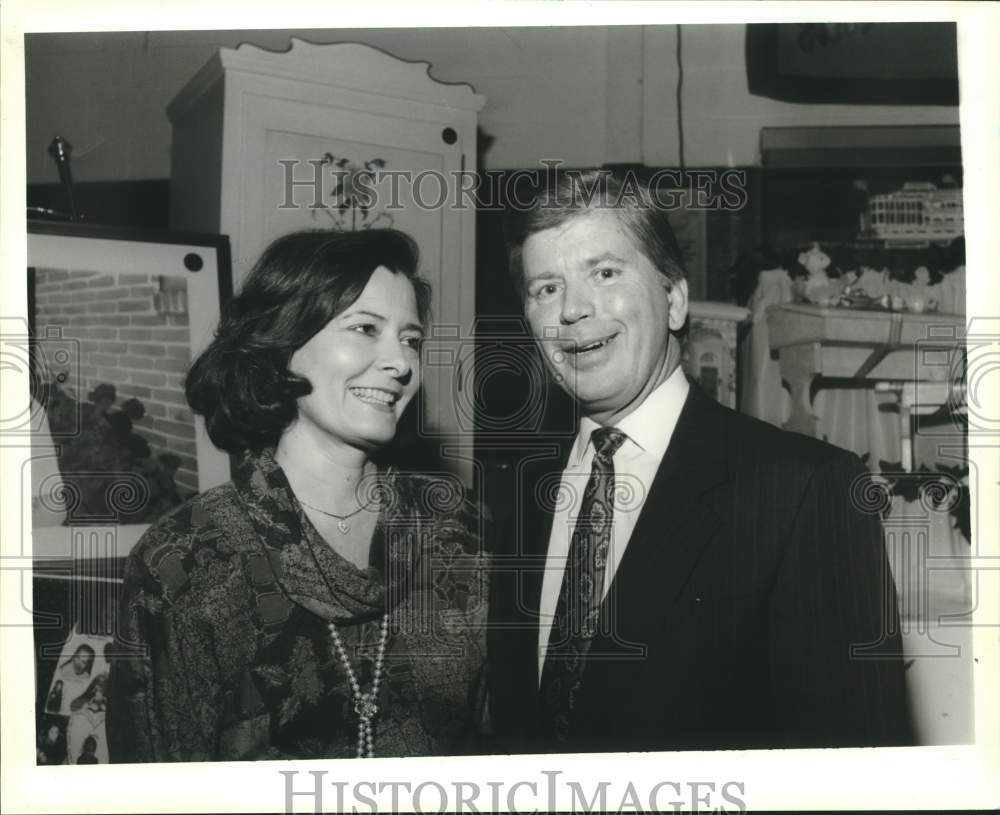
[132,480,240,550]
[390,470,482,530]
[392,471,489,618]
[124,480,246,604]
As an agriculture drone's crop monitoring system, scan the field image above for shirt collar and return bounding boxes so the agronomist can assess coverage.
[573,366,690,463]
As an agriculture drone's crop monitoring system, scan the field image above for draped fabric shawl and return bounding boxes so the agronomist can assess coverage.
[109,449,487,761]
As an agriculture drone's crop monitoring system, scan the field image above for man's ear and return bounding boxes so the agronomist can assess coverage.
[666,277,688,332]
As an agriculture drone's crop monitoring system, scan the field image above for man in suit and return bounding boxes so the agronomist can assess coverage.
[486,169,912,753]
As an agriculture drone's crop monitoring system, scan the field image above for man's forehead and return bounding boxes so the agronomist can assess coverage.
[522,210,639,272]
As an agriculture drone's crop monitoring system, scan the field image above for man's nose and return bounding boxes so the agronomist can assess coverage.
[559,283,593,324]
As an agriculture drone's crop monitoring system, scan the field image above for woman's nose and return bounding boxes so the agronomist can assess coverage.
[378,337,414,382]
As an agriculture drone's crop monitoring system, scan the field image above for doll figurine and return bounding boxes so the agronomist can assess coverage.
[793,242,842,305]
[906,265,932,312]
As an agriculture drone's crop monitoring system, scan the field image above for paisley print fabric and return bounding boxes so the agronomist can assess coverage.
[108,449,487,761]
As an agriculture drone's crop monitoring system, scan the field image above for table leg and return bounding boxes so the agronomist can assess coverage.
[779,343,821,438]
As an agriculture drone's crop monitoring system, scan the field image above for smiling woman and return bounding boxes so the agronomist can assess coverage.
[281,266,424,461]
[108,228,488,762]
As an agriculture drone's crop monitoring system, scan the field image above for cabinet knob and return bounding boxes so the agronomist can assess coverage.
[441,127,458,145]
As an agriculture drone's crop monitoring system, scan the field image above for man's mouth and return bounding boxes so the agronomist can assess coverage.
[562,333,618,357]
[349,387,399,408]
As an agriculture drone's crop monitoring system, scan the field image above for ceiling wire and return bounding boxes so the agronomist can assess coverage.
[675,24,686,172]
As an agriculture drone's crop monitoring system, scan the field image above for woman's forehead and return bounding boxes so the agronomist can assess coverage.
[342,266,422,323]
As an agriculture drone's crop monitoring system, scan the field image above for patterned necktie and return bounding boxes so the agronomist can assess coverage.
[539,425,628,744]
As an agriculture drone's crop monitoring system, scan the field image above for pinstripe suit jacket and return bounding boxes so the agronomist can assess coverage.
[486,385,913,752]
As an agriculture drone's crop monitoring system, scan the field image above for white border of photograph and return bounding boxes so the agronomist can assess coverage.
[1,3,997,814]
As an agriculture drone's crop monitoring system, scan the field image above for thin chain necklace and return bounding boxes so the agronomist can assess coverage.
[328,614,391,757]
[299,498,367,534]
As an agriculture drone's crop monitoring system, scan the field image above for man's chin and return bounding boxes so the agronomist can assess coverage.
[569,390,626,418]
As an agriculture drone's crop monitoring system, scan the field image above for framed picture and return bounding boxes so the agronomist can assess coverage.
[27,221,232,559]
[746,22,959,106]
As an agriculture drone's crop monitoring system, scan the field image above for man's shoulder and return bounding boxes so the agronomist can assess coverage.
[699,393,863,477]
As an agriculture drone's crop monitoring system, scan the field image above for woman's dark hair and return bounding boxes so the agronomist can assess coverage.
[186,228,430,454]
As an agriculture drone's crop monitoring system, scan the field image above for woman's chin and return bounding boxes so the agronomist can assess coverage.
[348,421,399,451]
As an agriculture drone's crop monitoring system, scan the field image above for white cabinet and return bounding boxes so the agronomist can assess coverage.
[168,39,485,482]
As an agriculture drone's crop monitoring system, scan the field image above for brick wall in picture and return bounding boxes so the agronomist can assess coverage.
[33,268,198,494]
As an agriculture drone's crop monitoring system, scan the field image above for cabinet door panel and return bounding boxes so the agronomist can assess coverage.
[234,95,465,287]
[230,96,472,477]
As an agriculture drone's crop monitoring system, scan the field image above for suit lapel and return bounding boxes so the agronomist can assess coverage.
[520,437,575,621]
[601,386,731,627]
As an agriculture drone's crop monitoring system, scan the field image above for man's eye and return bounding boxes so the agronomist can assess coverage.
[533,283,559,300]
[595,267,619,281]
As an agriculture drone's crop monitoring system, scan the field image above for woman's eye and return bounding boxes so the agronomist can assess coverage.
[350,323,378,336]
[401,336,422,351]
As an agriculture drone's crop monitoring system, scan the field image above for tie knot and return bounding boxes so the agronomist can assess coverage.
[590,426,627,461]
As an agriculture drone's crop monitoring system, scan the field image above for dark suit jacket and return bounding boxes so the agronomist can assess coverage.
[487,385,913,753]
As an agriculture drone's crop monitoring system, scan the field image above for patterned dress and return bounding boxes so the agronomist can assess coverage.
[108,449,487,761]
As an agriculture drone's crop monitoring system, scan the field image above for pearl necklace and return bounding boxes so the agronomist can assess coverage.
[327,614,391,757]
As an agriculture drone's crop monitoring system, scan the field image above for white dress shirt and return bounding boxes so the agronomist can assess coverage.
[537,366,690,681]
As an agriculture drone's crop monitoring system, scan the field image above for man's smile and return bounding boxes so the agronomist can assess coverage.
[558,332,619,362]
